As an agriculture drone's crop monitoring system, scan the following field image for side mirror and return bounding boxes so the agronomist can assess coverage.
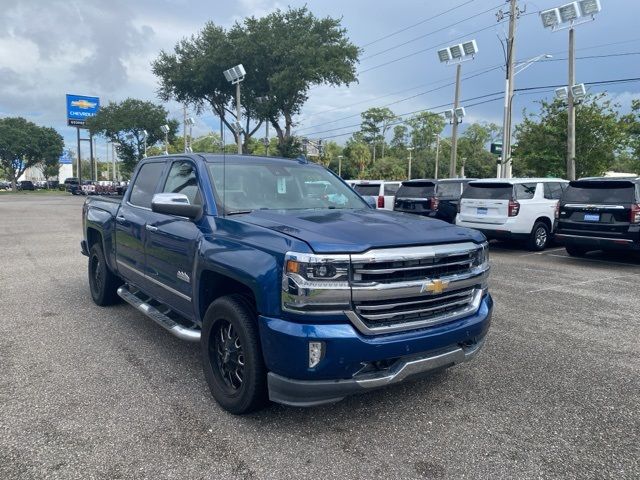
[151,193,202,220]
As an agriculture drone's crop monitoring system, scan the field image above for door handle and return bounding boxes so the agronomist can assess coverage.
[116,215,126,223]
[145,225,158,232]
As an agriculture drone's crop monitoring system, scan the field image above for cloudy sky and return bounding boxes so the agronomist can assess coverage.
[1,0,638,158]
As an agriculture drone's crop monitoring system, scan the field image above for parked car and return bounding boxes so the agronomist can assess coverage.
[17,180,35,191]
[352,180,401,209]
[0,180,11,190]
[456,178,568,251]
[394,178,476,224]
[64,177,81,195]
[555,177,640,256]
[46,180,59,189]
[82,154,492,414]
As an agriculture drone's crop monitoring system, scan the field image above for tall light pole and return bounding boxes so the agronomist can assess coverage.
[338,155,344,177]
[160,124,170,155]
[540,0,602,180]
[433,134,441,180]
[437,39,478,179]
[112,142,120,182]
[223,64,246,155]
[142,130,148,158]
[501,53,553,178]
[185,117,195,153]
[407,147,414,180]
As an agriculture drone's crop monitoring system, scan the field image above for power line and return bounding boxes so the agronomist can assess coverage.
[361,2,505,61]
[296,65,503,133]
[297,51,638,134]
[361,0,476,48]
[307,76,640,141]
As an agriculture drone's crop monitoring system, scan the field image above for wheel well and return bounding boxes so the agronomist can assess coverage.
[534,217,552,231]
[86,227,102,250]
[199,270,257,319]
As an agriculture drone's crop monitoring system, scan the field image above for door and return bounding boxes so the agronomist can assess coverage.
[144,160,204,315]
[459,183,512,224]
[115,161,166,283]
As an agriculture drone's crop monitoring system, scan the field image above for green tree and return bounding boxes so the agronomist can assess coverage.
[513,94,625,178]
[365,156,406,180]
[317,140,342,168]
[191,133,224,153]
[344,140,371,176]
[457,123,500,178]
[620,99,640,170]
[153,7,359,156]
[86,98,178,177]
[360,107,396,162]
[0,117,64,189]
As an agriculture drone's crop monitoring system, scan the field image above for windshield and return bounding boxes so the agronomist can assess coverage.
[564,181,637,203]
[354,184,380,196]
[462,183,513,200]
[208,162,368,213]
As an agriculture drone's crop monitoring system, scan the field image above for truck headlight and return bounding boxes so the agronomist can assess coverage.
[471,242,489,270]
[282,252,351,314]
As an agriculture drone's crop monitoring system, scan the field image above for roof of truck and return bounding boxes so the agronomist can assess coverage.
[468,177,567,184]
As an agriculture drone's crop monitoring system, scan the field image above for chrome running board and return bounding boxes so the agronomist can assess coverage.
[117,286,201,342]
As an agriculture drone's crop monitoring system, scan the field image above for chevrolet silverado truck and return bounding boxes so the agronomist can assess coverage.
[82,154,492,414]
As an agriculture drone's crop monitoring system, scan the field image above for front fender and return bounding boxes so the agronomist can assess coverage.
[196,238,282,318]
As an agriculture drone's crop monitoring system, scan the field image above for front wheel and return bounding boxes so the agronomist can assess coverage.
[527,221,550,251]
[201,295,267,414]
[88,243,121,306]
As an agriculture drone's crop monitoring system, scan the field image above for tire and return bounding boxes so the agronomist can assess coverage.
[565,245,589,257]
[88,242,121,306]
[527,221,550,251]
[201,295,267,414]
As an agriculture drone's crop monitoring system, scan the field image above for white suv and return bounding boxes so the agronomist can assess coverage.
[352,180,401,210]
[456,178,568,250]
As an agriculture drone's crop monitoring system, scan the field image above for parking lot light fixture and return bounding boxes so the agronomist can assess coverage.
[223,64,246,155]
[555,86,569,100]
[160,124,170,155]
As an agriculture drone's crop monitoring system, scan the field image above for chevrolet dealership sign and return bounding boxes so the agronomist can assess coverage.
[66,94,100,127]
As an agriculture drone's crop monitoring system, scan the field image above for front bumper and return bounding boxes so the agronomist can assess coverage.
[259,294,492,406]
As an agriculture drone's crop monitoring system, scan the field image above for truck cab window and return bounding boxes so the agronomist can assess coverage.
[163,161,202,205]
[129,162,165,208]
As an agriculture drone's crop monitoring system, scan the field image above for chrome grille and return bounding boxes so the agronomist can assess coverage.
[347,242,489,335]
[353,253,473,283]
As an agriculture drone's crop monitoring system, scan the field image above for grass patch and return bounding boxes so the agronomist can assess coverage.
[0,189,70,196]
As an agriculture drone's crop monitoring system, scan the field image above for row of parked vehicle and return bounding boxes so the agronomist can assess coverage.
[63,178,128,196]
[0,180,60,191]
[349,176,640,256]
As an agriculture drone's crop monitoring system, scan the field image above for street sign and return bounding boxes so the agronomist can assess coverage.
[59,151,73,165]
[490,141,503,155]
[66,94,100,127]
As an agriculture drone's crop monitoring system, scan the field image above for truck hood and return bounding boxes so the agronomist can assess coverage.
[234,208,485,253]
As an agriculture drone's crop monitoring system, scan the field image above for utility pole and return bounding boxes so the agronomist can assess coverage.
[183,105,187,153]
[433,134,441,180]
[338,155,343,177]
[236,83,242,154]
[567,27,576,180]
[89,133,95,181]
[76,127,82,184]
[499,0,518,178]
[449,63,462,179]
[407,147,414,180]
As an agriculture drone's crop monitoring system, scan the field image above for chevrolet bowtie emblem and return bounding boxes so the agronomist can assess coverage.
[420,279,449,294]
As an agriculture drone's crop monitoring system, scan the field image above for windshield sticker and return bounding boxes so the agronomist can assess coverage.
[277,177,287,194]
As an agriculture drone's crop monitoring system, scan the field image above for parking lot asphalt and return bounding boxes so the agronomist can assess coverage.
[0,194,638,480]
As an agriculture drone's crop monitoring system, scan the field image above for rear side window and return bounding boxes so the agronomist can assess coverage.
[396,182,436,198]
[514,183,537,200]
[436,182,462,198]
[544,182,564,200]
[163,161,202,205]
[384,183,400,195]
[563,182,637,204]
[462,183,512,200]
[354,184,380,196]
[129,162,165,208]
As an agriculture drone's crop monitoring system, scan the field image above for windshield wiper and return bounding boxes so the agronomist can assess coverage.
[225,210,253,216]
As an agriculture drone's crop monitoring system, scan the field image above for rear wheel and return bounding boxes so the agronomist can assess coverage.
[201,295,267,414]
[565,245,589,257]
[88,243,121,306]
[527,221,549,251]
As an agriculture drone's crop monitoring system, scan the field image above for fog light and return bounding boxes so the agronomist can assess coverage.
[308,341,324,368]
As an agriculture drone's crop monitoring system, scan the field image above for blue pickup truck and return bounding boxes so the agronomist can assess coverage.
[82,154,492,413]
